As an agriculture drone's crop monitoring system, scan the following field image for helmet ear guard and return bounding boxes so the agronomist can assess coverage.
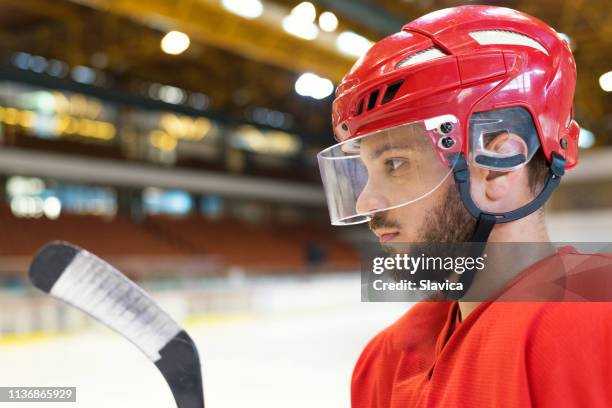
[472,129,528,169]
[474,152,526,169]
[468,107,540,172]
[454,106,567,231]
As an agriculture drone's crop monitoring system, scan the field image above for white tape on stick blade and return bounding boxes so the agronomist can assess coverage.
[50,250,182,361]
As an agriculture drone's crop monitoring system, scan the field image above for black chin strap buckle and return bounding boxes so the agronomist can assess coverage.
[549,151,566,178]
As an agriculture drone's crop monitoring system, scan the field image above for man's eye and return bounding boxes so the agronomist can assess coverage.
[386,159,406,171]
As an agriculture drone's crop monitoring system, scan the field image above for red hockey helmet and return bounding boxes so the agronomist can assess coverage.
[318,5,578,226]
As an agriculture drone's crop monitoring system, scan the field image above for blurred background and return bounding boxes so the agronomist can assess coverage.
[0,0,610,406]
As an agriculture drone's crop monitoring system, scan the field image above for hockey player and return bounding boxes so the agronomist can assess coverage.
[317,5,612,407]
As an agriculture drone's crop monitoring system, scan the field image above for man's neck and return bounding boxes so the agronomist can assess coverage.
[458,212,553,320]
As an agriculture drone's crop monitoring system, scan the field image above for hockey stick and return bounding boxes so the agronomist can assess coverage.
[28,241,205,408]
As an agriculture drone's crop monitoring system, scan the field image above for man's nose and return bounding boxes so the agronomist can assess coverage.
[355,183,390,214]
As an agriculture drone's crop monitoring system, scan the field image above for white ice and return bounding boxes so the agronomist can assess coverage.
[0,289,409,408]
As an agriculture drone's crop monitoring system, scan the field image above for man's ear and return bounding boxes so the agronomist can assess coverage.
[470,165,528,213]
[484,168,524,201]
[469,133,531,212]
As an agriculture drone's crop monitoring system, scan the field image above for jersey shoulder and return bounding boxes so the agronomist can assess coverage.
[481,302,612,375]
[523,302,612,405]
[526,302,612,346]
[355,301,452,365]
[351,302,452,408]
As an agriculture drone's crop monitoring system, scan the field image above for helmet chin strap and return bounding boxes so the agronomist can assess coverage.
[443,152,566,300]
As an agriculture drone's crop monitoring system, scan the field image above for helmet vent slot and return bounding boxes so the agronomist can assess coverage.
[381,80,405,105]
[469,30,549,55]
[396,47,446,69]
[356,98,365,115]
[367,89,380,111]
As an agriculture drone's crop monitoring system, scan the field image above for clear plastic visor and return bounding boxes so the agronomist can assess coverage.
[317,115,463,225]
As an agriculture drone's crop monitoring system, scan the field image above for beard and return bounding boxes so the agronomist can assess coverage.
[369,183,476,245]
[369,184,477,283]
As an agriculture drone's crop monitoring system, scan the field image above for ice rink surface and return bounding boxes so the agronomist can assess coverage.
[0,280,410,408]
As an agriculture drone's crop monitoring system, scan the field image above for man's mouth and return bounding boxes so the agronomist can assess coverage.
[376,231,400,243]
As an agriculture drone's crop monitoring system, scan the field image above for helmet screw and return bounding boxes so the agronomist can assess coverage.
[440,136,455,149]
[560,138,568,149]
[439,122,453,134]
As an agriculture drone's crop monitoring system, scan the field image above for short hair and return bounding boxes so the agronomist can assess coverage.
[526,148,548,194]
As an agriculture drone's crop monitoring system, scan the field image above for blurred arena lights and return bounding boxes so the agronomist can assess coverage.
[147,82,163,99]
[12,52,87,81]
[43,197,62,220]
[336,31,373,58]
[71,65,96,84]
[291,2,317,22]
[578,127,595,149]
[10,196,44,218]
[283,2,319,40]
[158,85,186,104]
[295,72,334,100]
[143,187,193,214]
[29,55,47,73]
[149,129,178,152]
[188,92,210,110]
[231,125,301,156]
[159,113,212,140]
[11,52,31,70]
[160,31,191,55]
[221,0,264,19]
[143,82,209,109]
[47,59,69,77]
[247,106,294,129]
[31,91,56,113]
[6,176,44,197]
[0,102,116,140]
[9,194,64,219]
[318,11,338,32]
[599,71,612,92]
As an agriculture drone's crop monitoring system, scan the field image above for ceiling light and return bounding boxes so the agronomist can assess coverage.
[295,73,334,100]
[283,14,319,40]
[291,2,316,23]
[318,11,338,32]
[221,0,264,19]
[336,31,372,58]
[578,128,595,149]
[161,31,191,55]
[599,71,612,92]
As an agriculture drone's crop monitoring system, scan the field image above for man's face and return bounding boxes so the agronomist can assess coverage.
[355,125,475,246]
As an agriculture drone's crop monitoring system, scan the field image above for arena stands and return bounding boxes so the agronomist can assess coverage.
[0,204,359,281]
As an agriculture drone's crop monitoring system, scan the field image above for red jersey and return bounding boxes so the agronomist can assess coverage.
[352,248,612,408]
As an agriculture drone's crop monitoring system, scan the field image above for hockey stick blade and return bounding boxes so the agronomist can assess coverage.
[29,241,205,408]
